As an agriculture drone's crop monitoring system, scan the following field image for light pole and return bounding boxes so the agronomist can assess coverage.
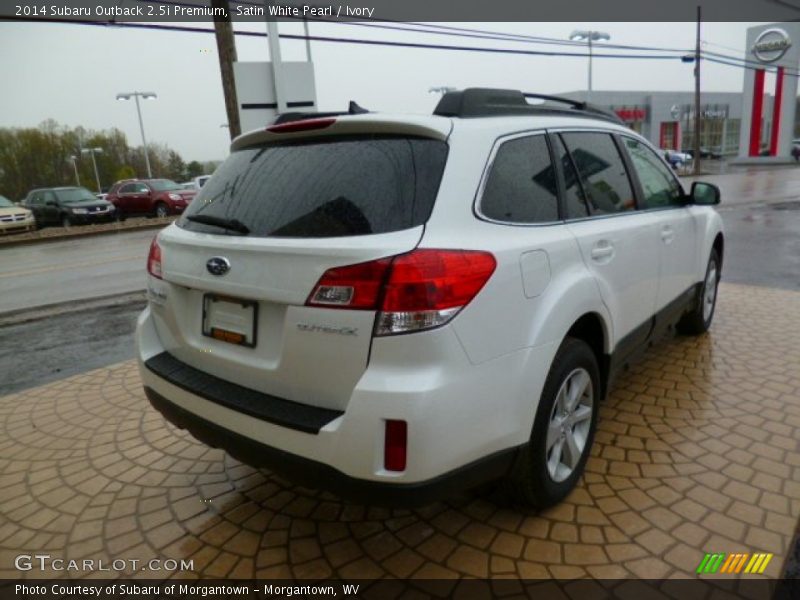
[81,147,103,193]
[116,91,157,178]
[569,30,611,104]
[68,156,80,186]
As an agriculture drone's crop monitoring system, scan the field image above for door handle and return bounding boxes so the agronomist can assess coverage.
[590,243,615,262]
[661,226,675,244]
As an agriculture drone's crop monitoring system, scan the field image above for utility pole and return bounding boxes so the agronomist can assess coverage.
[212,0,241,140]
[693,6,702,175]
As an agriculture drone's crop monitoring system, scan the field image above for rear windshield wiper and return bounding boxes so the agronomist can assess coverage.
[186,214,250,235]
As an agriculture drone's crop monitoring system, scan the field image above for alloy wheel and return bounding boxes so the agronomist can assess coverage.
[546,368,594,483]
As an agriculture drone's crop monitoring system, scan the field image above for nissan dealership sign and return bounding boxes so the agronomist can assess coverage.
[752,28,792,63]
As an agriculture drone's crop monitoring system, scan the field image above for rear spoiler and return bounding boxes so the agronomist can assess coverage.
[231,113,453,151]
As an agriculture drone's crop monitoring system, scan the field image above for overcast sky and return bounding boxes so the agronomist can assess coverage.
[0,21,763,162]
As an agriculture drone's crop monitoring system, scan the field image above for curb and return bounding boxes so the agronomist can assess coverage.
[0,290,147,327]
[0,218,173,249]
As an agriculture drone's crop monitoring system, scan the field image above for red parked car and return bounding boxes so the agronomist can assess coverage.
[106,179,196,219]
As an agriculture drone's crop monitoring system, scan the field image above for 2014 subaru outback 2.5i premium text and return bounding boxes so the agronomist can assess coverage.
[137,89,724,508]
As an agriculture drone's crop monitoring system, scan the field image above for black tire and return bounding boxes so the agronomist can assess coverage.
[61,214,72,228]
[677,248,720,336]
[154,202,169,218]
[503,337,601,508]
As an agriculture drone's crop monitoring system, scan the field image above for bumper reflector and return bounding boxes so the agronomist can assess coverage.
[384,420,407,472]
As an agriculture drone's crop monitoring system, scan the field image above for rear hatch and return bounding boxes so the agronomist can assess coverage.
[148,116,451,412]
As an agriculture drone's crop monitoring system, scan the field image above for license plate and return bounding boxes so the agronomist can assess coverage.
[202,294,258,347]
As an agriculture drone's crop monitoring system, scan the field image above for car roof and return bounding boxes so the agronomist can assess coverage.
[233,87,629,150]
[233,110,630,151]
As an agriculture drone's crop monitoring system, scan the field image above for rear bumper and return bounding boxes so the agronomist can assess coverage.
[136,301,553,505]
[145,351,343,434]
[145,385,520,507]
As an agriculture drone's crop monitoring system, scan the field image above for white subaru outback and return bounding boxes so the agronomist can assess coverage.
[137,88,724,508]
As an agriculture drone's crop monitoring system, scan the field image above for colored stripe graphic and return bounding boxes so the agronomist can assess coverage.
[697,552,773,575]
[720,553,737,573]
[697,553,726,574]
[696,553,712,574]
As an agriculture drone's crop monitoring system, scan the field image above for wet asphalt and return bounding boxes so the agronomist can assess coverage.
[1,166,799,396]
[718,201,800,292]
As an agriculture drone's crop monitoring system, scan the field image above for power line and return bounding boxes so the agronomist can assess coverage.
[224,0,695,54]
[5,15,686,60]
[120,0,796,71]
[5,12,796,76]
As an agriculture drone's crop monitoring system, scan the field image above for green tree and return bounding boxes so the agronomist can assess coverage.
[115,165,136,181]
[165,151,187,182]
[0,121,193,200]
[186,161,204,179]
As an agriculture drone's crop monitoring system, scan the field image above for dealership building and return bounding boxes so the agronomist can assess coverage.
[561,23,800,160]
[561,90,774,156]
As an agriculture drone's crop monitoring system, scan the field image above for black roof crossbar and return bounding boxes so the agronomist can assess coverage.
[433,88,624,125]
[272,101,369,125]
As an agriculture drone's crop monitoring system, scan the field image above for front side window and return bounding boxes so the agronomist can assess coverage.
[561,132,636,215]
[120,183,147,194]
[480,134,559,224]
[180,135,448,238]
[623,138,684,208]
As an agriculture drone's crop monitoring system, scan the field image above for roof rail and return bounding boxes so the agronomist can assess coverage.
[433,88,624,125]
[271,101,369,125]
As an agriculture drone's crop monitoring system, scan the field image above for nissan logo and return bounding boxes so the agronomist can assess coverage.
[206,257,231,276]
[752,28,792,63]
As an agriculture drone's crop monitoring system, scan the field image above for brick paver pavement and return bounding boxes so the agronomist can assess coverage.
[1,282,799,582]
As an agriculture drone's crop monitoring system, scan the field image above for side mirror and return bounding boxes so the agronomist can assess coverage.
[690,182,721,206]
[46,200,57,206]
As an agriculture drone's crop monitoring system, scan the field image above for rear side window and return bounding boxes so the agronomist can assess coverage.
[561,132,636,215]
[480,135,559,224]
[179,135,448,238]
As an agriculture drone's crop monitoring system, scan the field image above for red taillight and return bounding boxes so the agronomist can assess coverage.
[381,249,497,312]
[306,258,392,309]
[384,420,407,472]
[147,236,162,279]
[306,249,496,335]
[267,118,336,134]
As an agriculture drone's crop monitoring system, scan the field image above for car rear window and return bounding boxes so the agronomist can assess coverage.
[179,135,448,238]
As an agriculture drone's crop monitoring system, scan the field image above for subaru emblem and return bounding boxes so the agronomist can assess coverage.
[206,256,231,276]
